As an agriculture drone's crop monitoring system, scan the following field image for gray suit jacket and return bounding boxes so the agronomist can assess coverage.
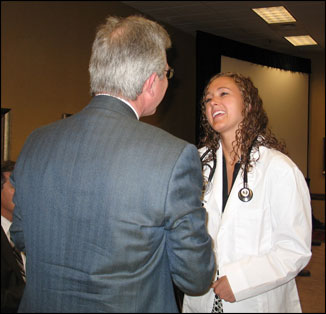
[10,96,215,313]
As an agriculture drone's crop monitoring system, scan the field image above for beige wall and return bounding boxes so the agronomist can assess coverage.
[1,1,324,221]
[1,1,196,161]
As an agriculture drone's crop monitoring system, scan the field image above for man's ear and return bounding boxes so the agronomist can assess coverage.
[143,73,157,97]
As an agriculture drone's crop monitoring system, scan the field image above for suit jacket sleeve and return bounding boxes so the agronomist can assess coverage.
[164,143,215,295]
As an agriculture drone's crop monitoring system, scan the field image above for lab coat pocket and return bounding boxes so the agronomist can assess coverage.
[235,205,266,256]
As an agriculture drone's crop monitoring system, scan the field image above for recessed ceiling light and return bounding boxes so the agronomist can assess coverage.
[252,6,296,24]
[284,35,318,46]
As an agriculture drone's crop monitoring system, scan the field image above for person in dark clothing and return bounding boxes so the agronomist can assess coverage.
[1,161,25,313]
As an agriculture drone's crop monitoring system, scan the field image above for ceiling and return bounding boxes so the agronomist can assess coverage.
[121,1,325,58]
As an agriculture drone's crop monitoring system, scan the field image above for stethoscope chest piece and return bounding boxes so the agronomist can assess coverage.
[238,186,253,202]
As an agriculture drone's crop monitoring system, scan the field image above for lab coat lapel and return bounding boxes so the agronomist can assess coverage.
[206,147,223,215]
[222,149,258,219]
[201,147,223,247]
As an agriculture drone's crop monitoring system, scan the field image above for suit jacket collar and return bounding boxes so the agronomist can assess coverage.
[85,95,138,120]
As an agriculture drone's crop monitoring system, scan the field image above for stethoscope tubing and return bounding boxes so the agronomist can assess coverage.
[200,148,253,202]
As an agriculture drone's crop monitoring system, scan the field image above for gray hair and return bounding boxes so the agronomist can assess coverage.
[89,15,171,100]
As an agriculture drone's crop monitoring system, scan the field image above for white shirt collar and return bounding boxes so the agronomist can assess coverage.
[95,94,139,120]
[1,215,12,243]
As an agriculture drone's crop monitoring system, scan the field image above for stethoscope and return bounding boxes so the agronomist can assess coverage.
[200,148,253,202]
[200,149,216,196]
[237,164,253,202]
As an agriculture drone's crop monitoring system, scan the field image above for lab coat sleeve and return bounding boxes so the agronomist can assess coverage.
[222,156,312,301]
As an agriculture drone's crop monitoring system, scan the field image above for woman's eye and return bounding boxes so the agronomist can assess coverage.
[204,98,211,104]
[221,92,228,96]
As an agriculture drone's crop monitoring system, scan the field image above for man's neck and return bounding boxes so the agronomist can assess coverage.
[95,93,141,120]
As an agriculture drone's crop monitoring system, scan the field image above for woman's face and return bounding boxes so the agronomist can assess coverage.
[204,76,245,139]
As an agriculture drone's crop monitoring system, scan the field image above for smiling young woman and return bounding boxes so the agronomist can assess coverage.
[182,72,312,313]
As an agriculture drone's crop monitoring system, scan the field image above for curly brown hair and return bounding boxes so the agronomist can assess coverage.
[199,72,287,171]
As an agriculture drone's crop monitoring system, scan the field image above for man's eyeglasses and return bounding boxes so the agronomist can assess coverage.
[165,68,174,80]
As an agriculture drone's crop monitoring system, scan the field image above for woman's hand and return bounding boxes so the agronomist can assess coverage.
[211,275,236,303]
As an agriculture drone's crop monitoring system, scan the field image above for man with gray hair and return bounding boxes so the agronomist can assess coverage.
[10,15,215,312]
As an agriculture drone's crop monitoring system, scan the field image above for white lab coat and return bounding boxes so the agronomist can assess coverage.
[183,144,312,313]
